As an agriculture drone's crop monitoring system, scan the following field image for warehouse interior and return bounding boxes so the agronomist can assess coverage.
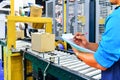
[0,0,117,80]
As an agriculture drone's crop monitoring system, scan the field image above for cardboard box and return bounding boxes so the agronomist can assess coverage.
[32,23,44,29]
[30,5,43,17]
[16,30,24,39]
[30,5,44,29]
[32,33,55,52]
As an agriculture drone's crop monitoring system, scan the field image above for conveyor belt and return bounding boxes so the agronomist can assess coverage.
[16,40,101,80]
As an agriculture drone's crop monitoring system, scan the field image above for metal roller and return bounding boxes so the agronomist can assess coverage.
[92,74,101,80]
[71,65,90,71]
[85,70,101,77]
[62,61,82,67]
[79,67,96,74]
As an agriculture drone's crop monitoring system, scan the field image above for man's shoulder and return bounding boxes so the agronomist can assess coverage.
[111,8,120,17]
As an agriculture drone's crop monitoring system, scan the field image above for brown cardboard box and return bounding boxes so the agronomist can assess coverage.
[16,30,24,39]
[32,33,55,52]
[30,5,44,29]
[32,23,44,29]
[30,5,43,17]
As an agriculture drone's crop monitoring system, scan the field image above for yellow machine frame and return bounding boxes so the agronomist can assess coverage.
[63,0,67,49]
[4,0,52,80]
[7,16,52,49]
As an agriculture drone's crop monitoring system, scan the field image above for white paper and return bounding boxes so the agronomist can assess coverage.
[62,34,95,53]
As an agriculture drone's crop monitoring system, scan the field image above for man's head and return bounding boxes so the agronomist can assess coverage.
[110,0,120,5]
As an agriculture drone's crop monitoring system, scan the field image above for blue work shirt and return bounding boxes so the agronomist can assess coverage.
[94,6,120,80]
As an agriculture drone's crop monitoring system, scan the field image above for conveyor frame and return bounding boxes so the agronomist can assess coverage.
[21,50,97,80]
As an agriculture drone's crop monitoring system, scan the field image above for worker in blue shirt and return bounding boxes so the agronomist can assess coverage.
[72,0,120,80]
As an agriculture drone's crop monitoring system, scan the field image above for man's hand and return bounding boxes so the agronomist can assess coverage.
[73,32,89,48]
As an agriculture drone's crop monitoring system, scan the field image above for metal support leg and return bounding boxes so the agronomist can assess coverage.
[38,69,43,80]
[89,0,96,42]
[23,53,27,80]
[1,46,4,68]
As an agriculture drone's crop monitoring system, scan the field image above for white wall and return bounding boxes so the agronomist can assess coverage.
[0,14,5,39]
[14,0,35,12]
[0,14,5,59]
[14,0,24,11]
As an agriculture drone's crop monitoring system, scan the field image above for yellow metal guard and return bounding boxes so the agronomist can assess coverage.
[4,0,53,80]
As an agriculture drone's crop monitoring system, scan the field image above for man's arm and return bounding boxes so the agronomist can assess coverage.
[86,42,98,51]
[73,48,107,71]
[73,32,106,70]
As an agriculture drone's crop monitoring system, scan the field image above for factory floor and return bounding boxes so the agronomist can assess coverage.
[0,60,4,80]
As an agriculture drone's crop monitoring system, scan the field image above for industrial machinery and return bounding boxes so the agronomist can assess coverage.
[18,40,101,80]
[66,0,87,34]
[0,0,52,80]
[1,34,102,80]
[46,0,64,39]
[46,0,90,50]
[46,0,89,38]
[95,0,115,42]
[0,0,104,80]
[46,0,66,50]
